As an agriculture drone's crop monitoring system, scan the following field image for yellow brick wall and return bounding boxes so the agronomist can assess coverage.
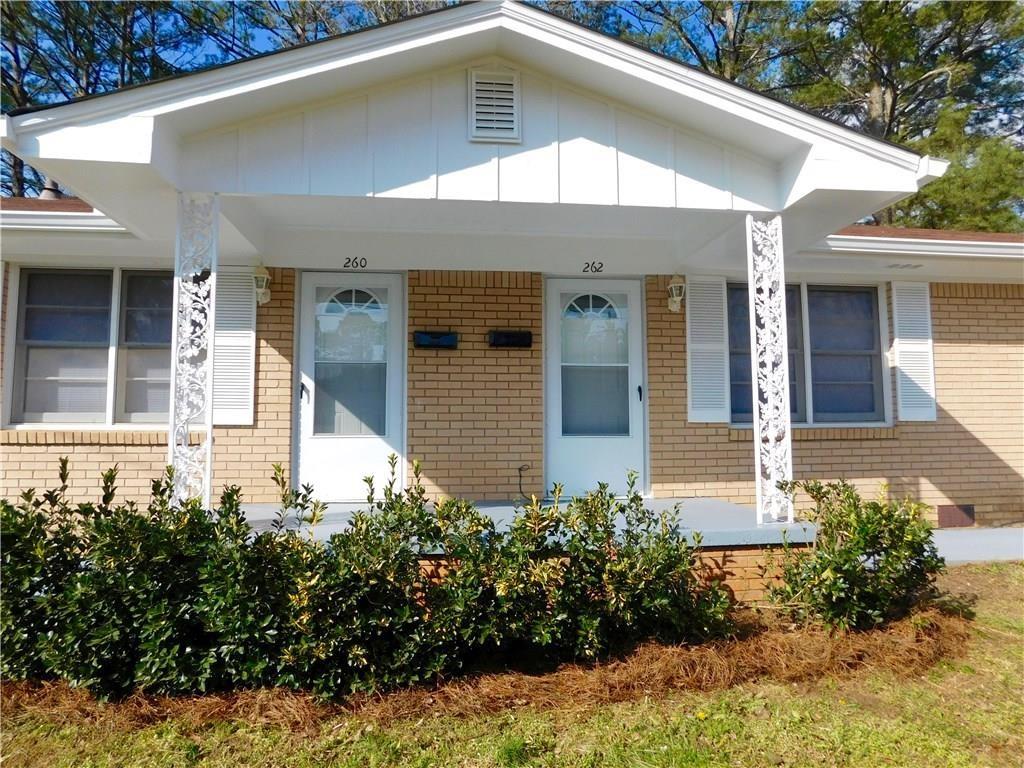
[3,266,1021,527]
[646,277,1024,526]
[406,271,544,500]
[0,267,296,505]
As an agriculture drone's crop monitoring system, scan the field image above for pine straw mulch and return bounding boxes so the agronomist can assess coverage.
[1,607,971,734]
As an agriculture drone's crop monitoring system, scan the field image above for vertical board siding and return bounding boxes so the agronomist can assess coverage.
[307,97,370,196]
[180,63,753,208]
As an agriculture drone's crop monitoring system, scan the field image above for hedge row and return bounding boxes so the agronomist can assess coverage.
[0,458,731,699]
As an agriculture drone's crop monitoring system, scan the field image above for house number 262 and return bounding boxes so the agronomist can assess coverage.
[582,261,604,273]
[343,257,368,269]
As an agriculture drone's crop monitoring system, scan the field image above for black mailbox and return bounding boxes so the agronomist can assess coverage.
[414,331,458,349]
[488,330,533,348]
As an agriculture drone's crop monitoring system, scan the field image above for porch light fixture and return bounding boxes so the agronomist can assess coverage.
[253,265,271,305]
[667,275,685,313]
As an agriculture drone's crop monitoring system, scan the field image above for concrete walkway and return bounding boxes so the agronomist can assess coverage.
[933,527,1024,564]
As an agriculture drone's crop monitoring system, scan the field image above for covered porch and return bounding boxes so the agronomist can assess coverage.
[0,0,948,527]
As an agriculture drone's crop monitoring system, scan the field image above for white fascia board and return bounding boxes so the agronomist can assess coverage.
[816,234,1024,260]
[0,209,127,233]
[7,0,925,176]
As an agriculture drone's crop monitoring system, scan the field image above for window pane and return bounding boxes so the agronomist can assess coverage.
[561,293,628,365]
[23,307,110,343]
[17,346,108,421]
[561,366,629,435]
[727,284,804,422]
[813,383,879,418]
[25,347,108,380]
[124,273,173,309]
[123,309,172,344]
[811,354,875,383]
[124,347,171,380]
[808,288,877,351]
[314,362,386,435]
[23,380,107,420]
[315,288,388,363]
[26,272,110,307]
[124,381,170,416]
[120,348,170,420]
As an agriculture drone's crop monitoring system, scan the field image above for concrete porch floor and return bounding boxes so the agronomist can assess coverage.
[243,499,1024,562]
[244,496,816,547]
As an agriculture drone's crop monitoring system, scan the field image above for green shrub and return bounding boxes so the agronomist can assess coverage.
[769,480,945,630]
[0,457,731,699]
[492,474,731,659]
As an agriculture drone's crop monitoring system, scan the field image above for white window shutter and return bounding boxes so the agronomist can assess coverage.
[892,282,936,422]
[212,268,256,425]
[686,276,730,423]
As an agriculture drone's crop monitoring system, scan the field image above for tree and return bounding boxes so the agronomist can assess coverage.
[1,0,207,196]
[766,1,1024,227]
[620,1,795,87]
[892,105,1023,232]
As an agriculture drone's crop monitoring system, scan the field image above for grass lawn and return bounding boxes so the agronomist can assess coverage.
[2,561,1022,768]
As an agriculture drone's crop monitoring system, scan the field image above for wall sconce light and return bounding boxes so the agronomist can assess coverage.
[253,265,271,306]
[667,274,685,313]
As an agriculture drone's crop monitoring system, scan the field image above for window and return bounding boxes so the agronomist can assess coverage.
[117,272,174,423]
[313,287,388,436]
[560,293,630,436]
[10,268,173,425]
[807,286,884,422]
[727,284,805,423]
[13,270,112,423]
[727,283,886,424]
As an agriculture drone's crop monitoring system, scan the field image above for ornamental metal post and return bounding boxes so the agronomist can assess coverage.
[745,213,794,524]
[168,192,218,507]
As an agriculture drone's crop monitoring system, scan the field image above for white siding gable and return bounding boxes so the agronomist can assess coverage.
[179,61,778,211]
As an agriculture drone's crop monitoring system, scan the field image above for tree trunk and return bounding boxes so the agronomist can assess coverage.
[9,154,26,197]
[865,81,895,138]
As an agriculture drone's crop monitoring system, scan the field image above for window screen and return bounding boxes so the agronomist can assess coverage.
[560,293,629,436]
[313,287,388,436]
[118,272,173,422]
[13,270,112,423]
[727,284,805,423]
[807,286,884,422]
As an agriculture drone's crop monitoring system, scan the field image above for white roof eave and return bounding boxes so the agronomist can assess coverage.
[816,234,1024,260]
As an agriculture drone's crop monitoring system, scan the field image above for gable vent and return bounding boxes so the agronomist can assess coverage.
[469,69,521,143]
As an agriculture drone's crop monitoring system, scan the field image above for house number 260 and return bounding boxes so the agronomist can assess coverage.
[343,257,368,269]
[582,261,604,273]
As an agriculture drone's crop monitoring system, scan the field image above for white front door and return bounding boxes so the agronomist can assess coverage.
[298,272,404,501]
[545,279,645,497]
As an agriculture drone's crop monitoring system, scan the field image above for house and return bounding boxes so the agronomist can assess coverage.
[1,1,1022,540]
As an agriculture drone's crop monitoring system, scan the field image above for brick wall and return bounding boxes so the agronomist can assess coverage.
[646,277,1024,526]
[4,266,1021,526]
[406,271,543,500]
[0,267,296,505]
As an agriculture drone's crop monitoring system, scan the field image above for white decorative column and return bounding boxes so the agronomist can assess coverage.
[745,214,794,524]
[168,192,218,506]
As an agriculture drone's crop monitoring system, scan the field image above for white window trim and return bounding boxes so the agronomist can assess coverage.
[3,263,176,430]
[728,279,893,429]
